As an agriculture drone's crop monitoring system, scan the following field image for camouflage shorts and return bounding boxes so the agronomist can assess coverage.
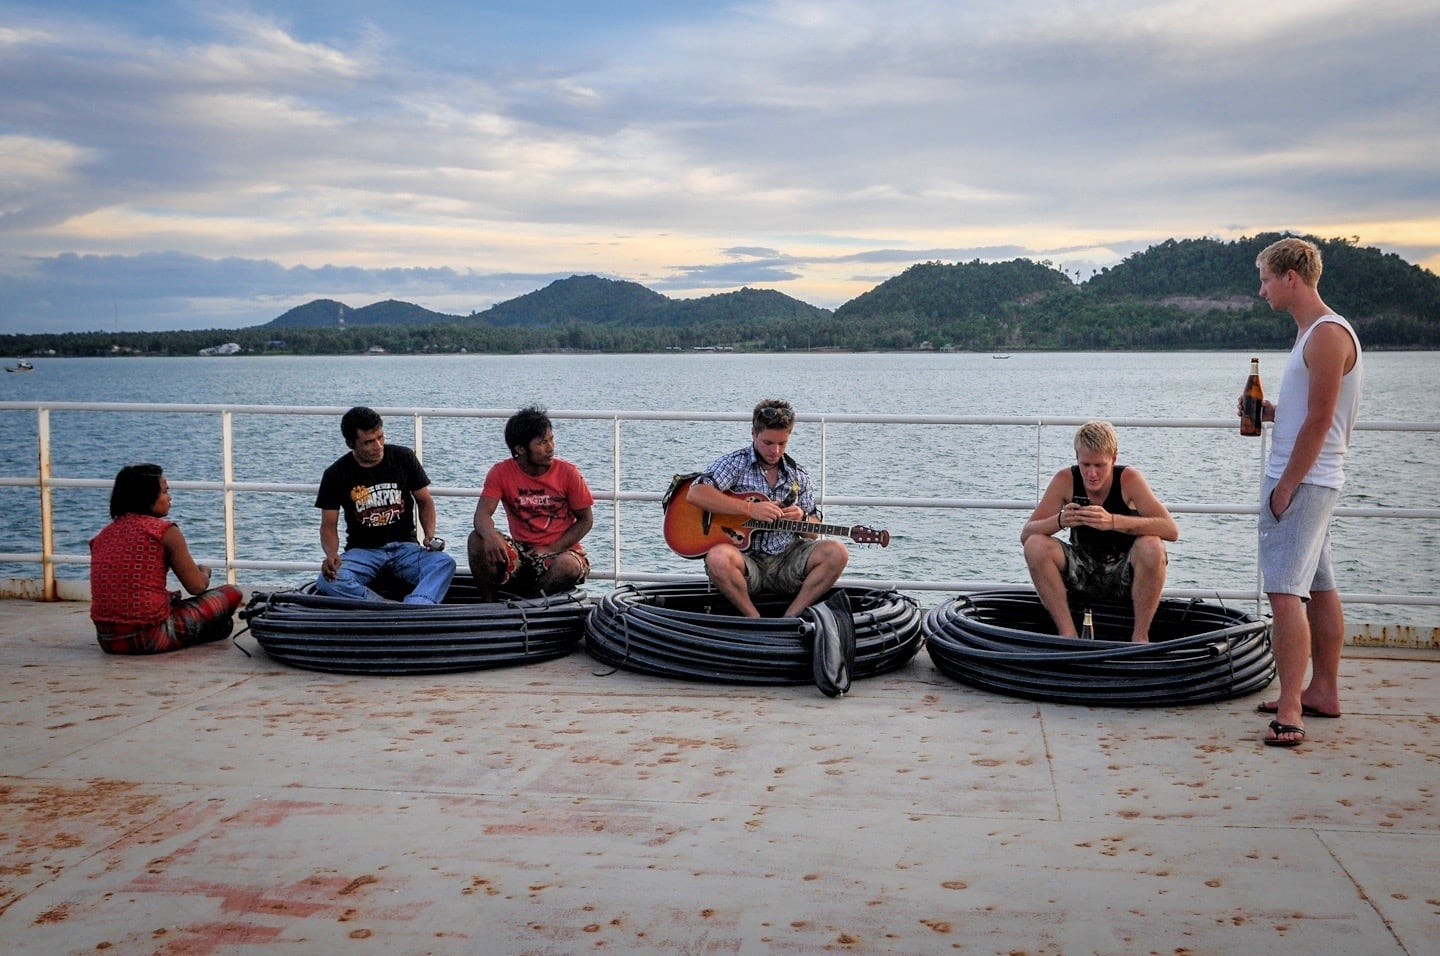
[1060,543,1133,602]
[496,534,590,595]
[715,538,823,597]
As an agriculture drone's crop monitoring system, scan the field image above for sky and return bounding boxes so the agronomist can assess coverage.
[2,0,1438,334]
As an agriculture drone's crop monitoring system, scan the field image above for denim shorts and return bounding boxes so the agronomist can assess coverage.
[1258,477,1340,598]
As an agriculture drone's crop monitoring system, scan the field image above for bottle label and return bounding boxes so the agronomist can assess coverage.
[1241,395,1263,434]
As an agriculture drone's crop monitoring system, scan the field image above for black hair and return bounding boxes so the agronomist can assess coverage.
[504,405,552,457]
[109,463,165,519]
[341,406,383,448]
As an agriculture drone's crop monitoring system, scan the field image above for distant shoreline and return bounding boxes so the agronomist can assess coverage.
[6,345,1436,360]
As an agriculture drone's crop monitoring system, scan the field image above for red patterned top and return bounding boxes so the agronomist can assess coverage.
[89,513,173,626]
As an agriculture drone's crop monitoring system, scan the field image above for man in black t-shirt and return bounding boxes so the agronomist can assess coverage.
[314,406,455,603]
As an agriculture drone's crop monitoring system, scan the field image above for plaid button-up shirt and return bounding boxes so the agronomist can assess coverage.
[695,445,819,555]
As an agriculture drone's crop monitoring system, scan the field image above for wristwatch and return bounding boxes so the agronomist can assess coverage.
[424,536,446,551]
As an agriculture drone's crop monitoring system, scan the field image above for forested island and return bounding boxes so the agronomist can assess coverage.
[5,233,1438,356]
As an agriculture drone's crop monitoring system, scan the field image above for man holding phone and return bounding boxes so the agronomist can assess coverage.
[1021,420,1179,642]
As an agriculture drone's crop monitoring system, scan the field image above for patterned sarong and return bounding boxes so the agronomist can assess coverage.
[95,585,244,655]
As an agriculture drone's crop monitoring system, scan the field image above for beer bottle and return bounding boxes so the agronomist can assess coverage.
[1240,357,1264,436]
[1080,608,1095,640]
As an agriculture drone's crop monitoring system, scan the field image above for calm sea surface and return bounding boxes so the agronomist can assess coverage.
[2,351,1437,625]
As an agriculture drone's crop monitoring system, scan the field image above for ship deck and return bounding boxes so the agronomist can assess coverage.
[2,596,1438,955]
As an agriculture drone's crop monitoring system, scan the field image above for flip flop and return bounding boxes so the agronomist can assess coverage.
[1263,719,1306,748]
[1256,701,1340,719]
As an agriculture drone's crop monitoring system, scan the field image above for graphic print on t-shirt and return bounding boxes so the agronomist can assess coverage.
[514,486,564,534]
[351,481,404,528]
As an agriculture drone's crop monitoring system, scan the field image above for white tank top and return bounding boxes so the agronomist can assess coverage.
[1266,315,1364,489]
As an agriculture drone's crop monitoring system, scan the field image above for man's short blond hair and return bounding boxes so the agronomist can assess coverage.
[1074,420,1118,458]
[1257,237,1323,287]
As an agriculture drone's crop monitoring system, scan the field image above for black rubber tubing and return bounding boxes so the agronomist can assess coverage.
[241,575,591,675]
[583,580,923,685]
[922,588,1274,706]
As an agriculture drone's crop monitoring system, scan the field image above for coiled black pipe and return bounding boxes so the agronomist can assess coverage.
[923,588,1273,706]
[241,574,590,675]
[584,580,922,685]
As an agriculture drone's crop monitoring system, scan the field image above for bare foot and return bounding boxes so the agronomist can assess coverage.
[1256,699,1341,719]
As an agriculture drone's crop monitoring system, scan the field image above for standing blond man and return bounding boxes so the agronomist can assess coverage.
[1250,238,1364,748]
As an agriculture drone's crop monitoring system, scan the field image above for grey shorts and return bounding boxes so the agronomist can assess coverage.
[709,538,823,596]
[1258,477,1339,598]
[1060,541,1134,602]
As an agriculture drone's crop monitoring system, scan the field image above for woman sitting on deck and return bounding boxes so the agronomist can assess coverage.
[88,463,243,654]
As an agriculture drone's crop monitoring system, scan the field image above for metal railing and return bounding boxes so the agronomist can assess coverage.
[3,401,1438,640]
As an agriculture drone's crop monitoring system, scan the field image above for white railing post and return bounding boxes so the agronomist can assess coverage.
[818,419,828,503]
[222,410,237,586]
[1033,422,1044,501]
[1252,426,1265,607]
[612,415,622,584]
[38,407,56,600]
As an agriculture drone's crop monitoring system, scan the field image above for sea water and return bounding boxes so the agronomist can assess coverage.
[2,351,1436,625]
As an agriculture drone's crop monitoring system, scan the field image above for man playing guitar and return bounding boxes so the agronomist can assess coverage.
[684,398,849,618]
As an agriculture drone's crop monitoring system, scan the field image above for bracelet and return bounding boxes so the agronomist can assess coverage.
[1057,511,1063,531]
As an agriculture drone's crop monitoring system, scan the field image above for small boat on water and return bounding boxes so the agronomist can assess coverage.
[4,360,34,372]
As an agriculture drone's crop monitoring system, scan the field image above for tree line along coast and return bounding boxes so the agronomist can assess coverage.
[4,233,1438,358]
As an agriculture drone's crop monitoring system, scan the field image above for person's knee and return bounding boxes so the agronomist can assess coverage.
[218,584,244,613]
[546,552,584,585]
[705,546,743,575]
[812,540,849,573]
[1024,534,1060,567]
[1267,591,1306,621]
[421,552,456,584]
[1024,539,1067,587]
[314,572,346,596]
[1129,536,1167,573]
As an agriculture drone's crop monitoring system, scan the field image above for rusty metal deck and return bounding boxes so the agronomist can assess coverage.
[2,597,1437,955]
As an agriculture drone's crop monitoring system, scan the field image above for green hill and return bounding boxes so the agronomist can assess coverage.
[481,276,670,326]
[267,298,457,328]
[817,234,1439,351]
[831,258,1077,351]
[5,234,1437,355]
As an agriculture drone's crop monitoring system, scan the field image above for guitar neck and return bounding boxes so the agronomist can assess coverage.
[743,517,852,538]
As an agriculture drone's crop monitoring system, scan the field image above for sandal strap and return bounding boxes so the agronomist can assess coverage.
[1268,719,1305,738]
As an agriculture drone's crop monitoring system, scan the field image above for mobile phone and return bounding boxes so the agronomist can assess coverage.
[1072,496,1090,506]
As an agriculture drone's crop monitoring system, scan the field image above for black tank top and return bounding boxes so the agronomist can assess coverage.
[1070,464,1136,558]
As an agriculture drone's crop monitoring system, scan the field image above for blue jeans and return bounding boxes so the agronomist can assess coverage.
[315,542,456,604]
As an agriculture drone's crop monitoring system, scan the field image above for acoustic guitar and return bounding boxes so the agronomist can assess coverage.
[662,475,890,558]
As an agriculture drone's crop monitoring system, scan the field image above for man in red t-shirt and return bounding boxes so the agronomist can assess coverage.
[467,405,594,601]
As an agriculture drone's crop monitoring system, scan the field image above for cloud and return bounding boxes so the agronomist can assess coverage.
[0,251,571,332]
[1,0,1438,332]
